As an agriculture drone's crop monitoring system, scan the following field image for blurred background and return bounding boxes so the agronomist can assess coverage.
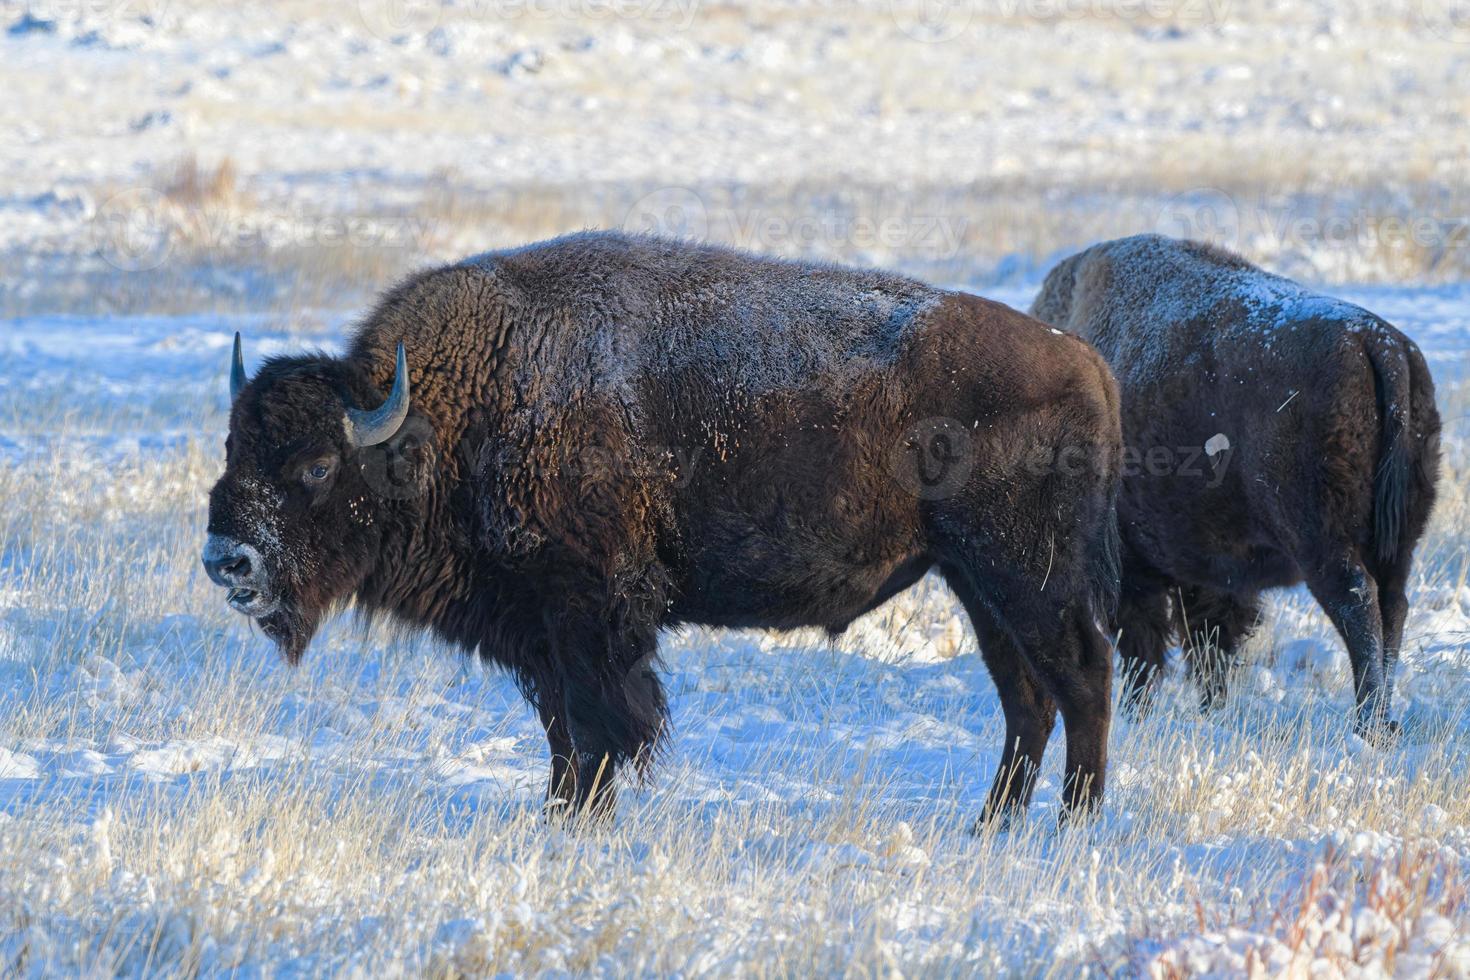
[5,0,1470,321]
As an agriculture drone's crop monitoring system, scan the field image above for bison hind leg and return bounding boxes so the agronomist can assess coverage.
[1374,553,1414,721]
[944,564,1112,826]
[1306,559,1394,741]
[946,577,1056,826]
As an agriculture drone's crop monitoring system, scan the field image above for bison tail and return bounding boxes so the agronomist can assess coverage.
[1089,484,1123,621]
[1364,331,1414,565]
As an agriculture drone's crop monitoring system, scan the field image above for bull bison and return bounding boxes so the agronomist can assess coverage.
[1031,234,1440,738]
[203,230,1122,822]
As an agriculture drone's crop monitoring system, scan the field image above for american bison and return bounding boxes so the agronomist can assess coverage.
[1031,234,1440,738]
[204,231,1122,822]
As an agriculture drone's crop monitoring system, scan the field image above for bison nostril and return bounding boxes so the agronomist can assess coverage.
[203,548,254,587]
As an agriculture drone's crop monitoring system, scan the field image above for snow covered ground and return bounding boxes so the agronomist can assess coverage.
[1,285,1468,975]
[5,0,1470,974]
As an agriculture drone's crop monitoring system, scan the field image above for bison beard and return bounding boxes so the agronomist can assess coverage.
[206,231,1124,825]
[1032,234,1441,738]
[257,598,327,667]
[256,610,302,663]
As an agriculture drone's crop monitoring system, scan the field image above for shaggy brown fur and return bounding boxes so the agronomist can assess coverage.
[1032,234,1440,737]
[206,231,1123,823]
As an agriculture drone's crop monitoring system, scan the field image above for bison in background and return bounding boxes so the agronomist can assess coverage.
[204,231,1122,824]
[1031,233,1440,738]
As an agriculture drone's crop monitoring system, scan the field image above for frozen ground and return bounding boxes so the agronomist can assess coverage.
[1,282,1468,975]
[5,0,1470,974]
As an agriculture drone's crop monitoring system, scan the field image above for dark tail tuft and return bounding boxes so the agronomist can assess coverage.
[1364,330,1413,564]
[1090,489,1122,621]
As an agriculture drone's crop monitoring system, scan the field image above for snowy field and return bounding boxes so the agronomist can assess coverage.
[2,290,1468,975]
[5,0,1470,975]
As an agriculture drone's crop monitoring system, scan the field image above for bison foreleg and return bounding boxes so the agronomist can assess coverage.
[552,617,668,822]
[1177,587,1262,713]
[1114,581,1172,717]
[532,686,579,815]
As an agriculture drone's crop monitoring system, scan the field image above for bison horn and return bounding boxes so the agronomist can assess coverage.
[344,342,410,447]
[230,332,247,402]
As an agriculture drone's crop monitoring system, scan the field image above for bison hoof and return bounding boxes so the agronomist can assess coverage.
[1197,686,1228,714]
[969,814,1013,837]
[970,801,1031,836]
[1056,799,1104,831]
[1355,716,1402,748]
[1119,678,1159,721]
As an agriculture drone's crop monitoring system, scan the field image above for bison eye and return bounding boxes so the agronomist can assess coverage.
[303,460,335,487]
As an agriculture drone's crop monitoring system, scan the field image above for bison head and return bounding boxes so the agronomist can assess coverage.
[203,333,421,662]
